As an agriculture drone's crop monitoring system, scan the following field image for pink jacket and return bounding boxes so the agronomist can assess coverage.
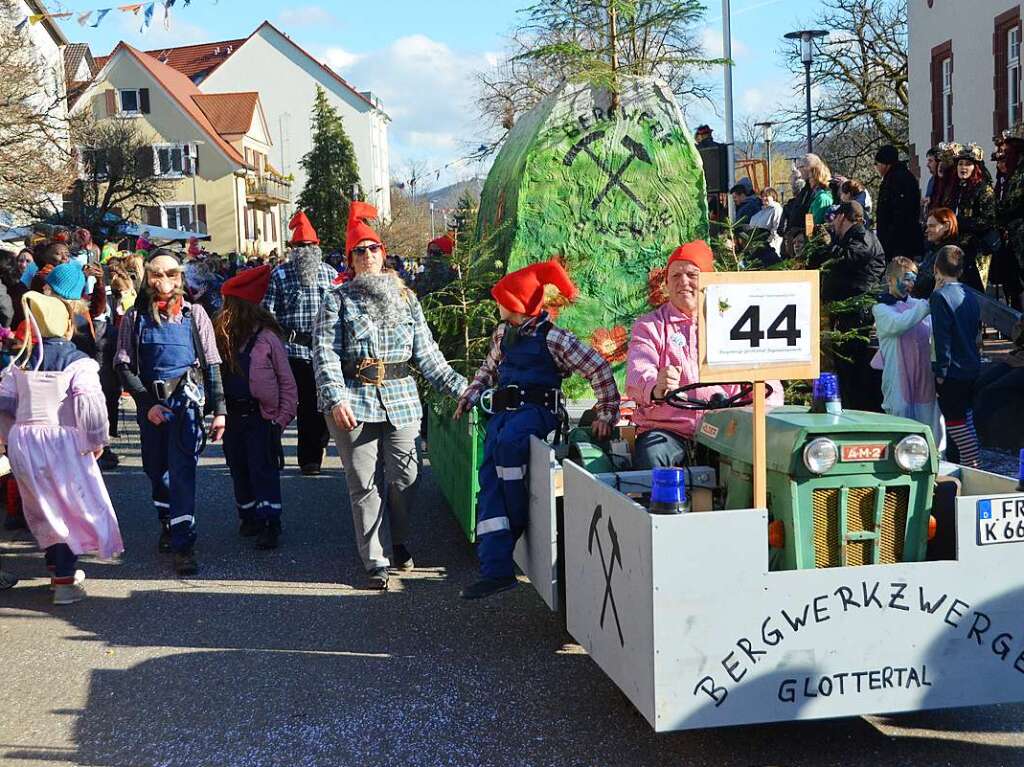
[248,328,298,429]
[626,303,783,438]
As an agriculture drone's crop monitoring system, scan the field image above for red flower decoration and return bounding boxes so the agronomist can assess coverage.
[648,267,668,307]
[591,325,628,363]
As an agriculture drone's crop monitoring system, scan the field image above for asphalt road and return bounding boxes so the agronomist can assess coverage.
[2,416,1024,767]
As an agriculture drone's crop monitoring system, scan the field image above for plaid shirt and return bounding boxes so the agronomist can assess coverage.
[463,313,620,423]
[313,282,467,428]
[263,261,338,360]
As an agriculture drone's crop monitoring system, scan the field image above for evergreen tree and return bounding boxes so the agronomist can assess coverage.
[297,86,361,248]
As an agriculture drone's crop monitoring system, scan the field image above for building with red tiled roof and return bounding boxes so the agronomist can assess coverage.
[102,21,391,218]
[72,43,290,256]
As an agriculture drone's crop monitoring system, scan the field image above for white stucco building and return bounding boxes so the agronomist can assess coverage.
[909,0,1022,188]
[1,1,70,222]
[115,22,392,219]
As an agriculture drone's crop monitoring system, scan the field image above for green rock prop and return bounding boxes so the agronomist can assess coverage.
[478,76,709,398]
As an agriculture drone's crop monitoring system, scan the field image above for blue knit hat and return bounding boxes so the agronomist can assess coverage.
[45,261,86,300]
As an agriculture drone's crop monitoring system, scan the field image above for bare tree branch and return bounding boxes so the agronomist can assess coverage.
[778,0,908,180]
[473,0,721,155]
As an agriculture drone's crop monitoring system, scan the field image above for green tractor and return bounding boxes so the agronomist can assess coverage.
[694,404,937,571]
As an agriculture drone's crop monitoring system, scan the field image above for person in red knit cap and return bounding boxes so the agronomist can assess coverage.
[626,240,783,469]
[455,258,620,599]
[313,202,468,590]
[215,265,298,549]
[262,210,337,476]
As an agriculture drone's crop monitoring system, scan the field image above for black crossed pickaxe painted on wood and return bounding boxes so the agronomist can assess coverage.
[563,131,653,212]
[588,504,624,646]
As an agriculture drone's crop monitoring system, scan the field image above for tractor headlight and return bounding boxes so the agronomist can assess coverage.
[895,435,930,472]
[803,438,838,475]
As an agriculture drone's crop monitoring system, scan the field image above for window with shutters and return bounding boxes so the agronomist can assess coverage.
[941,59,953,142]
[163,205,194,231]
[79,148,108,180]
[995,10,1023,135]
[931,40,953,147]
[153,144,184,177]
[118,89,141,114]
[1011,28,1021,128]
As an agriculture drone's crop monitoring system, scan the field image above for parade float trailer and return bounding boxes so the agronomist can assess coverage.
[511,269,1024,732]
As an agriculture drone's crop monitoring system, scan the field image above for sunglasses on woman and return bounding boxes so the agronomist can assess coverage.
[351,243,382,256]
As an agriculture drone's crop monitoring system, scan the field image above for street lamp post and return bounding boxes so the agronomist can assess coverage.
[784,29,828,154]
[754,121,776,188]
[723,0,736,220]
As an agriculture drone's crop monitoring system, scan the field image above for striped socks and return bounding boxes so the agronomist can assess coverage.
[947,411,980,468]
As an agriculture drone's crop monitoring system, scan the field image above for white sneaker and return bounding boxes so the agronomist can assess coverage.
[52,583,87,605]
[49,570,85,591]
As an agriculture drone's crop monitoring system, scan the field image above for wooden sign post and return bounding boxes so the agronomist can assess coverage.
[697,271,821,508]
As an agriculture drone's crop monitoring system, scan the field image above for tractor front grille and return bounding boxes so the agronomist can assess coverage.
[810,485,910,567]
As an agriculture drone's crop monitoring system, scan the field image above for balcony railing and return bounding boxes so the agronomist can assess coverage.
[245,173,291,205]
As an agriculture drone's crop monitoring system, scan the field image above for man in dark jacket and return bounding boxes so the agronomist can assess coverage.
[812,201,886,411]
[874,145,923,262]
[730,181,762,227]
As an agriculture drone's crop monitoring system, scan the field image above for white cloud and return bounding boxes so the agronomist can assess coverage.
[701,26,749,59]
[407,131,459,150]
[323,46,363,71]
[313,34,496,190]
[739,78,793,114]
[279,6,337,28]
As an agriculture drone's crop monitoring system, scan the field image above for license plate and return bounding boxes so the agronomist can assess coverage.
[977,497,1024,545]
[840,443,888,462]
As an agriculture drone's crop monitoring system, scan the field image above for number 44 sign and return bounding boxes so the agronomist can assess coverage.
[698,271,820,383]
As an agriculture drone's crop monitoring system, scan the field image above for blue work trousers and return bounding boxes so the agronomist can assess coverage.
[138,394,203,552]
[476,405,558,579]
[222,412,282,521]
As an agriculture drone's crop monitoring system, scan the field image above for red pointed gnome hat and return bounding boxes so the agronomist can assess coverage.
[288,211,319,246]
[491,258,578,317]
[428,234,454,255]
[345,201,383,254]
[667,239,715,272]
[221,264,272,304]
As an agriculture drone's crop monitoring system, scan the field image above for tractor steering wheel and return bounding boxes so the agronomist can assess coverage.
[662,381,775,411]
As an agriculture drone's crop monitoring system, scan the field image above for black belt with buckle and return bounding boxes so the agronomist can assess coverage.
[284,328,313,347]
[342,358,411,386]
[491,385,563,413]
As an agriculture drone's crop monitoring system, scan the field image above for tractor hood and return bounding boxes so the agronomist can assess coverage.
[694,406,938,476]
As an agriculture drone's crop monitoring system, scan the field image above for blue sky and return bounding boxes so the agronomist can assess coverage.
[50,0,814,189]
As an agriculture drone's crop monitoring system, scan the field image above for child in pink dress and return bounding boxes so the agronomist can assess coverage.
[0,292,123,604]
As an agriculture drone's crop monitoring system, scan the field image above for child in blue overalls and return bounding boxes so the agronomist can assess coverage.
[114,251,226,576]
[214,265,297,549]
[455,259,620,599]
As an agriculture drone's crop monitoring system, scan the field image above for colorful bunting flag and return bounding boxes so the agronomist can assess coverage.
[16,0,199,34]
[139,2,154,34]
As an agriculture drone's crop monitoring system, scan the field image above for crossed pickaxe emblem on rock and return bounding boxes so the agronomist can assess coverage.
[588,504,624,646]
[563,130,653,211]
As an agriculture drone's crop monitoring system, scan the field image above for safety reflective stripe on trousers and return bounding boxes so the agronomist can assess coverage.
[236,501,256,510]
[170,515,195,527]
[476,516,511,536]
[495,465,527,481]
[153,500,170,509]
